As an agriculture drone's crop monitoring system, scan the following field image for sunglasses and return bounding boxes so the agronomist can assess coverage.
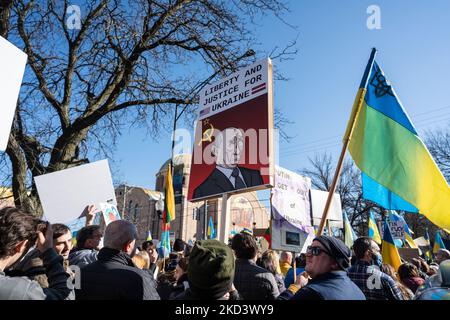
[306,246,330,257]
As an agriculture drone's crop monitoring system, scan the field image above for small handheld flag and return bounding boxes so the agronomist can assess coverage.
[343,212,357,248]
[433,231,447,254]
[381,220,402,271]
[146,231,152,241]
[368,211,382,244]
[207,216,216,239]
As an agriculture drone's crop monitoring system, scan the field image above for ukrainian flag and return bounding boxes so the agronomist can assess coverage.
[343,212,357,248]
[433,231,447,253]
[146,231,152,241]
[207,216,216,239]
[381,220,402,271]
[424,228,433,261]
[368,211,381,244]
[346,49,450,233]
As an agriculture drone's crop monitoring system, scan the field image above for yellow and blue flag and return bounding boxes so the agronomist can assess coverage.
[343,212,358,248]
[433,231,447,253]
[346,49,450,233]
[424,228,433,260]
[146,231,152,241]
[368,211,381,244]
[381,220,402,271]
[207,216,216,239]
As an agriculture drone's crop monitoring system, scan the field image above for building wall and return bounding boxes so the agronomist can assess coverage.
[115,185,160,246]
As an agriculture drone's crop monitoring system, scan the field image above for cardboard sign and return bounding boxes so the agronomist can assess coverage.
[398,248,420,262]
[310,189,343,228]
[35,159,117,223]
[378,220,405,240]
[99,202,121,226]
[187,59,274,201]
[0,36,27,151]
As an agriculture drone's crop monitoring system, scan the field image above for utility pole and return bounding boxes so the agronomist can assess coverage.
[204,200,208,240]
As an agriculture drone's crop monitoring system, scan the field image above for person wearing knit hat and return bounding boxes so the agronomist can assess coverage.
[279,235,365,300]
[173,238,186,255]
[175,240,240,300]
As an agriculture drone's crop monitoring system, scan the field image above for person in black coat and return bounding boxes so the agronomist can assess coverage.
[75,220,160,300]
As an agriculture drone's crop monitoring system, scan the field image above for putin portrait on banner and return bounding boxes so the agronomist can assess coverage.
[193,127,263,198]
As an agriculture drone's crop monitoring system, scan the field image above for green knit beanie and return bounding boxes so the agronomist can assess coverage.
[188,239,235,299]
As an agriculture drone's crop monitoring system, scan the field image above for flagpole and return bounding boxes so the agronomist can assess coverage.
[317,48,377,236]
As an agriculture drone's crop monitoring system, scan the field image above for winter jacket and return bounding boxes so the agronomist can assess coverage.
[168,273,189,300]
[233,259,279,300]
[274,273,286,293]
[279,261,291,276]
[288,271,366,300]
[10,248,75,300]
[0,248,73,300]
[75,247,160,300]
[68,247,98,268]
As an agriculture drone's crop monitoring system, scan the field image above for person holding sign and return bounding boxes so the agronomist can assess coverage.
[193,127,263,198]
[69,205,102,268]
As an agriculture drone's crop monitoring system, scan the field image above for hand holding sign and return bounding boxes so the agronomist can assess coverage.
[79,204,100,226]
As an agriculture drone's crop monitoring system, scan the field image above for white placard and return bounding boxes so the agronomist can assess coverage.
[310,189,343,228]
[0,36,27,151]
[271,166,314,252]
[198,59,269,120]
[272,166,312,228]
[35,159,117,223]
[378,220,405,240]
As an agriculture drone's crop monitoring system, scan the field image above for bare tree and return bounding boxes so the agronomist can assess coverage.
[300,152,382,235]
[425,126,450,181]
[0,0,295,215]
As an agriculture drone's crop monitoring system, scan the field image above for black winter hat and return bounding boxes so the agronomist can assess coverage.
[188,240,235,299]
[173,238,186,252]
[314,235,351,270]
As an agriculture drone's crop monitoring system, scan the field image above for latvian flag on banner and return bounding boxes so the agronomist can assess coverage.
[252,83,266,95]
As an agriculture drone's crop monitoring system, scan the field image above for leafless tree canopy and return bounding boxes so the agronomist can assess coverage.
[0,0,295,215]
[426,127,450,182]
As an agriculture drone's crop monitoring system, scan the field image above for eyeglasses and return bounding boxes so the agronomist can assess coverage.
[306,246,330,257]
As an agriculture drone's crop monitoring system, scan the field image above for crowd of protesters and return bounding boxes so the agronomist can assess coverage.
[0,205,449,300]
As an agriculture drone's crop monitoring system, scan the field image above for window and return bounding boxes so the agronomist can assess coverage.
[133,203,140,222]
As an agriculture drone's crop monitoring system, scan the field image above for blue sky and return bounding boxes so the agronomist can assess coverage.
[113,0,450,194]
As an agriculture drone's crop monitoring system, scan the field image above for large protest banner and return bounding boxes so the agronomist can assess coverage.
[35,159,117,223]
[0,36,27,151]
[187,59,274,201]
[310,189,343,229]
[271,166,314,252]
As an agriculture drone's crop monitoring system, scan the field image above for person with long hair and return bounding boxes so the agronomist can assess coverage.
[259,250,286,293]
[381,264,413,300]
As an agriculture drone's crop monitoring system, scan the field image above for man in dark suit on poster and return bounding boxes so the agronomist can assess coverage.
[193,127,264,199]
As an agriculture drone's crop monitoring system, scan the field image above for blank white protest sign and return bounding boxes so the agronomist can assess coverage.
[34,160,117,223]
[0,36,27,151]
